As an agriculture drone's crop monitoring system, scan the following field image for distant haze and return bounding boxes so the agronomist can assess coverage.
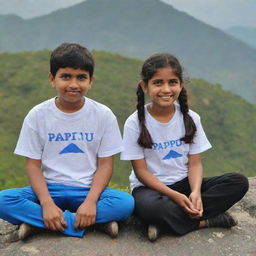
[0,0,256,29]
[161,0,256,29]
[0,0,85,19]
[1,0,255,104]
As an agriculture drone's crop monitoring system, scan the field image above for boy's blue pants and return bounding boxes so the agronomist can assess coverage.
[0,184,134,237]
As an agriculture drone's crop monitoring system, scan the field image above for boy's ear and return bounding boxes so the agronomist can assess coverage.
[48,72,55,88]
[139,80,148,94]
[87,75,94,90]
[89,75,94,85]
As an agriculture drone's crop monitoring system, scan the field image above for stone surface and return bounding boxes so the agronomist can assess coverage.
[0,220,18,235]
[0,177,256,256]
[0,220,19,245]
[238,177,256,218]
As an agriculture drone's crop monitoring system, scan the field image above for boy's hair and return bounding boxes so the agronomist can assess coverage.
[136,53,197,148]
[50,43,94,78]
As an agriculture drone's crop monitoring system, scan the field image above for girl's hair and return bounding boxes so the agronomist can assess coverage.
[137,53,196,148]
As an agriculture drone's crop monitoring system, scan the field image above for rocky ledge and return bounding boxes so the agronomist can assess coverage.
[0,177,256,256]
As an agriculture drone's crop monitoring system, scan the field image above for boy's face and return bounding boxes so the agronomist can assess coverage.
[49,67,93,109]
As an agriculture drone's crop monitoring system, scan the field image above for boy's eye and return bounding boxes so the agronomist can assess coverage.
[60,74,71,79]
[77,74,87,80]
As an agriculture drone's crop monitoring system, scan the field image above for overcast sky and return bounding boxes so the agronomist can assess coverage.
[0,0,84,18]
[161,0,256,29]
[0,0,255,29]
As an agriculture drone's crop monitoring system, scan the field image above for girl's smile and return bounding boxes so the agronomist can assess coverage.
[142,67,182,111]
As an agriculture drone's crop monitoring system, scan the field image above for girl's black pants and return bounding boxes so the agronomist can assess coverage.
[132,172,249,235]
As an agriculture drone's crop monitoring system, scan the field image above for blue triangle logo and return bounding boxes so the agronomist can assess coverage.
[59,143,85,154]
[163,150,182,160]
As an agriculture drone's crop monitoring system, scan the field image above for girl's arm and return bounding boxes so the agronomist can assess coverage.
[75,156,113,229]
[132,159,199,216]
[26,158,67,231]
[188,153,204,218]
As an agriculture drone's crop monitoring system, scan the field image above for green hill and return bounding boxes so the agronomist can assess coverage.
[0,0,256,104]
[0,50,255,190]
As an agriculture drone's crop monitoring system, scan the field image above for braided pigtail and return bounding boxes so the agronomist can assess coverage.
[136,84,153,148]
[178,87,196,143]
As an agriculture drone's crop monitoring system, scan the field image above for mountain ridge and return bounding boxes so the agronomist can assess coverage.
[226,26,256,49]
[0,0,255,103]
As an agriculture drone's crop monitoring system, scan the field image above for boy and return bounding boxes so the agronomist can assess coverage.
[0,43,134,240]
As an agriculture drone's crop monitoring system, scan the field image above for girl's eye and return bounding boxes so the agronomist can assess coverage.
[153,80,162,85]
[169,79,179,85]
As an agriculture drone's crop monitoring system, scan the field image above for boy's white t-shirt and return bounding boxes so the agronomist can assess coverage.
[14,97,123,187]
[120,104,212,191]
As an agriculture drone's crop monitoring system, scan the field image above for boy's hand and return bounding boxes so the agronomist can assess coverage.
[75,200,97,229]
[172,192,200,217]
[41,201,67,232]
[189,191,203,219]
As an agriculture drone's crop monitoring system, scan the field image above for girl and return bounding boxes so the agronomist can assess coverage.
[121,53,249,242]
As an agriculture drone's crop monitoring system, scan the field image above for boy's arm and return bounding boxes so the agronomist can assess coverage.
[75,156,113,229]
[26,158,67,231]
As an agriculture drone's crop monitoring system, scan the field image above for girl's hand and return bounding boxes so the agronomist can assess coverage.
[42,201,67,232]
[75,200,97,230]
[173,192,200,216]
[189,192,203,219]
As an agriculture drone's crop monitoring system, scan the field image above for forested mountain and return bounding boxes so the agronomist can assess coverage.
[226,26,256,50]
[0,0,256,103]
[0,50,255,189]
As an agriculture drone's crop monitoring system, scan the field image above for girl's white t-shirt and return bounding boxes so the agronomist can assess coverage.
[14,97,123,187]
[121,104,212,191]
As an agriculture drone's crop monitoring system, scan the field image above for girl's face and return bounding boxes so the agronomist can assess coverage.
[141,67,182,110]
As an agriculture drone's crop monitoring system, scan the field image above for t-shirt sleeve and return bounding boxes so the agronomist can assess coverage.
[14,110,43,159]
[97,111,123,157]
[189,114,212,155]
[120,116,144,160]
